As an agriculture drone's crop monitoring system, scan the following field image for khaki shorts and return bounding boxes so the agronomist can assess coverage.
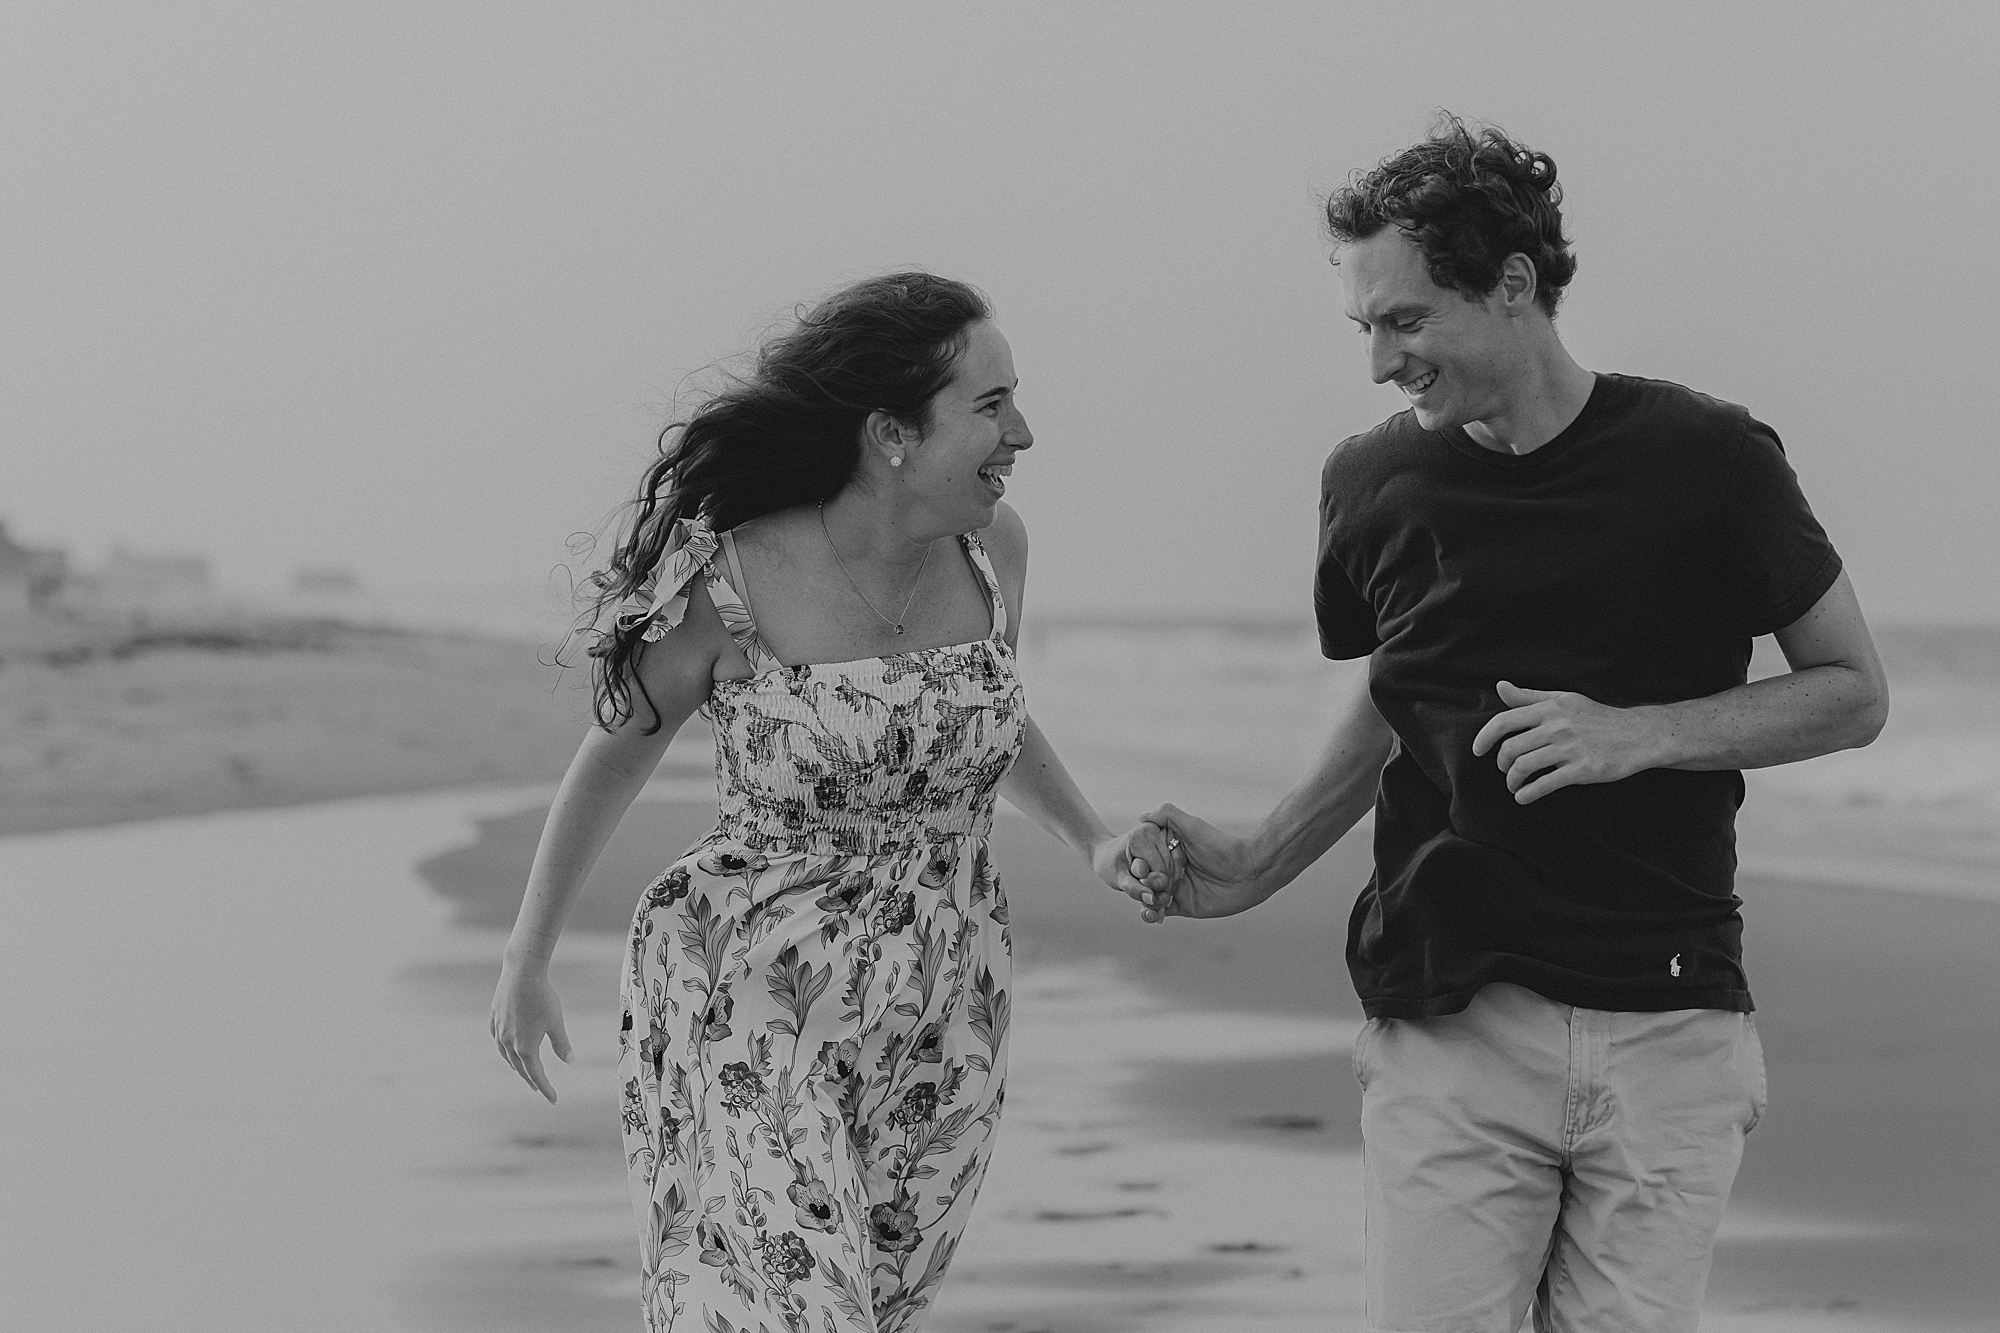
[1355,982,1767,1333]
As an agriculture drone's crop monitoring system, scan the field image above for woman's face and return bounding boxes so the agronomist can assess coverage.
[903,320,1032,532]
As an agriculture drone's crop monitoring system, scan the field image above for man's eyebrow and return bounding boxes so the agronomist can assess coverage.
[1351,303,1430,325]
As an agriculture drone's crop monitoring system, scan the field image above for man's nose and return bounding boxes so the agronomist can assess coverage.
[1368,330,1401,385]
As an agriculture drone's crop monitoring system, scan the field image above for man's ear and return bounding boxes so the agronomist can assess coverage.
[1496,252,1540,315]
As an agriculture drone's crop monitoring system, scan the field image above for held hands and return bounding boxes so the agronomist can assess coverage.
[491,958,574,1103]
[1471,681,1661,803]
[1126,804,1267,923]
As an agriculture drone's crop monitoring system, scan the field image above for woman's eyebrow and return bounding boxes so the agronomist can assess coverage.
[970,381,1017,404]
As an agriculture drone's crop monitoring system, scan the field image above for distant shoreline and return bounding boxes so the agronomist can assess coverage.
[0,604,564,660]
[0,615,702,840]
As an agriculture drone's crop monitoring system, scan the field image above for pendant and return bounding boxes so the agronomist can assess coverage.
[894,625,905,635]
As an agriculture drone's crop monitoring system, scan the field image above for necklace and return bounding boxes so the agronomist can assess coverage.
[818,501,933,635]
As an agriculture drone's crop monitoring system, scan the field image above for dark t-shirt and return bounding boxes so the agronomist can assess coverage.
[1315,373,1842,1019]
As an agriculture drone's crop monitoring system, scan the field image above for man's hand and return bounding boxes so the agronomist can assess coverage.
[1471,681,1661,803]
[1128,804,1274,923]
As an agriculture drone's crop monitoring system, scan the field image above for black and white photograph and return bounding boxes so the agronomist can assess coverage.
[4,5,1996,1331]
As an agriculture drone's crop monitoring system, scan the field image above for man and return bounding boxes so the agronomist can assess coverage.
[1133,119,1888,1331]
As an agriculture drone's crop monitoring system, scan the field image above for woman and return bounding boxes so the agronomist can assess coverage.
[491,271,1173,1333]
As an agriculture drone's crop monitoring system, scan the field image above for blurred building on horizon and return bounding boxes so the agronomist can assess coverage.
[0,522,68,622]
[293,564,363,598]
[63,546,214,618]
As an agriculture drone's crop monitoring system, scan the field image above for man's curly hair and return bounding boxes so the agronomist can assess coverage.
[1326,114,1576,315]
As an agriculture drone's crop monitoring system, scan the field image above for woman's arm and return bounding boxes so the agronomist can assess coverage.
[978,502,1171,899]
[1000,713,1170,896]
[490,580,735,1102]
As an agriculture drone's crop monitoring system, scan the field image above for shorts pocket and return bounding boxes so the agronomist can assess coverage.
[1742,1015,1769,1134]
[1352,1018,1378,1091]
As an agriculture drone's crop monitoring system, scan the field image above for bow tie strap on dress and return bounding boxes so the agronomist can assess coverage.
[610,517,723,644]
[609,519,771,674]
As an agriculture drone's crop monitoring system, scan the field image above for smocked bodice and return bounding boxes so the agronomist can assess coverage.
[708,639,1025,856]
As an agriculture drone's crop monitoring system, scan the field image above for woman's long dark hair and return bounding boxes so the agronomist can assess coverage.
[583,271,990,730]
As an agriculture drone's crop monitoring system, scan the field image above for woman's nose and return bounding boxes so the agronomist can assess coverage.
[1005,407,1033,448]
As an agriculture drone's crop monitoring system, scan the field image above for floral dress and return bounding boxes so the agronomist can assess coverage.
[613,519,1022,1333]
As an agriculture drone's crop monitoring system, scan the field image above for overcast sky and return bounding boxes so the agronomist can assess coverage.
[6,3,1996,625]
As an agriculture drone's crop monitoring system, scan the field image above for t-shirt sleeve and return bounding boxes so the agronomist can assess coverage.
[1315,451,1382,659]
[1720,415,1843,636]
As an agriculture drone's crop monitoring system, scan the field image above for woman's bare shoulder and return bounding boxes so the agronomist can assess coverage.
[978,501,1028,573]
[729,507,802,552]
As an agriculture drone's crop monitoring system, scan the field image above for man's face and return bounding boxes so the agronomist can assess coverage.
[1339,228,1516,433]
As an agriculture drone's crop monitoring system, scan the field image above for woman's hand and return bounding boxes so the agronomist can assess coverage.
[491,957,573,1104]
[1091,823,1176,902]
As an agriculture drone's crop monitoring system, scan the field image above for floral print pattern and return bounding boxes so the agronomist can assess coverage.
[617,523,1022,1333]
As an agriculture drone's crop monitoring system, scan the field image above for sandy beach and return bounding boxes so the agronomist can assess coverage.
[3,621,1998,1330]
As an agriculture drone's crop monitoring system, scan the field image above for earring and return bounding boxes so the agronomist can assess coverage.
[889,456,903,467]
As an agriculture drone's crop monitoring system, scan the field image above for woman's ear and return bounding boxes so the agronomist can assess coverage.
[863,409,915,467]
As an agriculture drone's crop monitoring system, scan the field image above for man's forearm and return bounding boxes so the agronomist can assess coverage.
[1479,575,1890,803]
[1247,679,1393,894]
[1643,567,1891,772]
[1642,661,1888,772]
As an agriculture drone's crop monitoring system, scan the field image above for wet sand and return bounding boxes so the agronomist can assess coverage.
[421,794,2000,1330]
[417,788,1369,1329]
[0,787,1363,1332]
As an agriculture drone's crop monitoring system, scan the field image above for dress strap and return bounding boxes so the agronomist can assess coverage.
[712,530,779,670]
[718,529,750,605]
[960,532,1009,642]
